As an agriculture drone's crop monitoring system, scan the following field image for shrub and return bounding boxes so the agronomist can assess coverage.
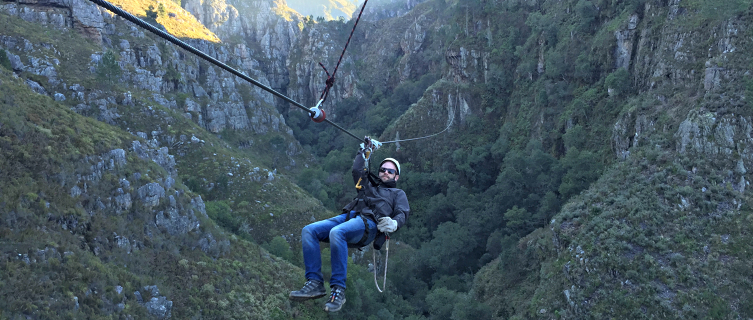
[0,49,11,70]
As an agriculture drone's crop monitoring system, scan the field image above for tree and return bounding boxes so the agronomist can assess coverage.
[575,0,597,32]
[145,5,158,19]
[426,287,459,320]
[503,206,535,237]
[96,50,121,85]
[158,3,167,18]
[605,68,631,96]
[558,148,602,199]
[264,236,293,262]
[422,222,477,275]
[0,49,11,70]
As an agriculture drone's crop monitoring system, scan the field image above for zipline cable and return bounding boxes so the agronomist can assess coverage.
[87,0,362,142]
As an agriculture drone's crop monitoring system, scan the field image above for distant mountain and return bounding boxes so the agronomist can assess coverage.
[285,0,358,20]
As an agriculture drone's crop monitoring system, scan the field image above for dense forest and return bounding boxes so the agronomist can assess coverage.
[1,0,752,318]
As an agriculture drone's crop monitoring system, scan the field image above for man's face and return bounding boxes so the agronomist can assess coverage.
[379,161,399,183]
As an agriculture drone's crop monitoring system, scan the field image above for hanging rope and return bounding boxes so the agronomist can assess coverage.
[316,0,370,104]
[373,234,389,292]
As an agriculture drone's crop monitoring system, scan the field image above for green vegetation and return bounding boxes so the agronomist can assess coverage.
[279,0,753,318]
[96,50,122,85]
[3,0,753,318]
[109,0,220,42]
[0,49,11,70]
[0,59,327,319]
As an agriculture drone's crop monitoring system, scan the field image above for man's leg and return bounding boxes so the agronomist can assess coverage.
[290,214,347,301]
[327,215,377,289]
[324,214,377,312]
[301,214,347,283]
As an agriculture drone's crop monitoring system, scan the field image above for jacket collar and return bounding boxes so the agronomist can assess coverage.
[381,180,397,188]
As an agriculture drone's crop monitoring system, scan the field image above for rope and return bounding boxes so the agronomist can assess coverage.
[373,235,389,293]
[87,0,363,142]
[317,0,369,104]
[380,111,455,144]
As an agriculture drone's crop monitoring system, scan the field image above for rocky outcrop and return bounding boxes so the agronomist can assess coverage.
[287,23,362,114]
[183,0,301,95]
[361,0,430,22]
[446,46,489,84]
[1,0,301,143]
[135,285,173,319]
[2,0,105,42]
[614,13,639,70]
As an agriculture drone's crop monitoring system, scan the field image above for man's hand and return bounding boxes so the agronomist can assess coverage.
[377,217,398,233]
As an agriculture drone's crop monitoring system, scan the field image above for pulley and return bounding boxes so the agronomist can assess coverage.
[309,99,327,123]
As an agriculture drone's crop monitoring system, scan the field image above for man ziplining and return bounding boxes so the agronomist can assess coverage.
[289,137,410,312]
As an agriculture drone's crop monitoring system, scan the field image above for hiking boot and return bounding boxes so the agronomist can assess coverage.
[289,280,326,301]
[324,285,346,312]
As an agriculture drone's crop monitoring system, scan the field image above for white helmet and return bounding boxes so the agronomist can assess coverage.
[380,158,401,175]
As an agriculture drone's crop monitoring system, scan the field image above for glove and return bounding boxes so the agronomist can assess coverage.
[377,217,398,233]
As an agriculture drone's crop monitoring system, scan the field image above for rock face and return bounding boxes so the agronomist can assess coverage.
[0,0,299,142]
[361,0,431,22]
[2,0,104,41]
[183,0,301,99]
[614,13,639,70]
[613,4,751,163]
[135,285,173,319]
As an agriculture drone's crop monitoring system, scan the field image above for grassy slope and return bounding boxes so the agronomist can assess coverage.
[0,3,336,319]
[108,0,220,42]
[0,61,333,319]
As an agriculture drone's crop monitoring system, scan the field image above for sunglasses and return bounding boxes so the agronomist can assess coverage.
[379,167,396,175]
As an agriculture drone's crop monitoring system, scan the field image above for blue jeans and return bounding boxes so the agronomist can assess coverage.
[301,211,377,289]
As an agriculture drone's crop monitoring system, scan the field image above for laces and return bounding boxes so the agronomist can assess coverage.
[329,287,344,302]
[304,280,319,290]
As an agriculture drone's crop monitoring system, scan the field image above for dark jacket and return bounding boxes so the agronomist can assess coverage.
[342,149,410,231]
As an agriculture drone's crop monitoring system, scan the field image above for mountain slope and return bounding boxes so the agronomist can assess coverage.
[0,1,335,318]
[0,66,329,319]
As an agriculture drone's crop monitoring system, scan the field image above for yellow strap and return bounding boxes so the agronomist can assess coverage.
[355,177,363,190]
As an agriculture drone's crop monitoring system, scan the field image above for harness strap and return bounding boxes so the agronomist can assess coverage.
[345,210,371,248]
[355,214,370,246]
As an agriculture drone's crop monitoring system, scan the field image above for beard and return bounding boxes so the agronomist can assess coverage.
[380,178,397,188]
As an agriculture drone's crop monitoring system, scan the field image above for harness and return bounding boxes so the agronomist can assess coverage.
[347,171,382,248]
[352,170,392,293]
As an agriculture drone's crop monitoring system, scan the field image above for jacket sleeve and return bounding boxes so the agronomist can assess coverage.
[392,189,410,229]
[352,148,369,185]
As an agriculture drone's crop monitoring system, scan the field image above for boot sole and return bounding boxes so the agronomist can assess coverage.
[288,293,326,301]
[324,298,346,312]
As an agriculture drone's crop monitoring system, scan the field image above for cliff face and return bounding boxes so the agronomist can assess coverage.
[183,0,303,110]
[467,1,753,318]
[2,0,304,146]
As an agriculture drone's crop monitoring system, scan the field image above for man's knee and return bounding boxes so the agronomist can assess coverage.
[329,226,345,240]
[302,224,317,239]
